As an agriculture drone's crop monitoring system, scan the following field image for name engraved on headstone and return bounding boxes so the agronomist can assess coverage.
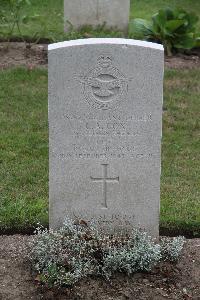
[60,110,155,160]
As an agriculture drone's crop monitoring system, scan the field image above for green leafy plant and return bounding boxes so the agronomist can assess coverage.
[0,0,31,42]
[29,218,185,287]
[129,8,200,56]
[29,14,58,44]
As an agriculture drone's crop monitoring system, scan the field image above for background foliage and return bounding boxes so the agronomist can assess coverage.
[0,0,200,41]
[130,8,199,55]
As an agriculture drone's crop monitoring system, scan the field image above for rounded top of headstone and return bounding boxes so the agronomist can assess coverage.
[48,38,164,51]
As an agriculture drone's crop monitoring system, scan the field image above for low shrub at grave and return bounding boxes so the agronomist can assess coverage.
[129,8,200,56]
[29,218,185,287]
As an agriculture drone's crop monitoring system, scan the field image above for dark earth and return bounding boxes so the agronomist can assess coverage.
[0,42,200,299]
[0,235,200,300]
[0,42,200,70]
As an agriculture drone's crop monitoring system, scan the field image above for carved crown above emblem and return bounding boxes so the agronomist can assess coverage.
[97,55,112,68]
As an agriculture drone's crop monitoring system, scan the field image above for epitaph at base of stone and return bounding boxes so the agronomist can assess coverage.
[64,0,130,33]
[48,38,164,237]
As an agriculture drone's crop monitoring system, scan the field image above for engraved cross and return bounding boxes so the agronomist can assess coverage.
[90,164,119,208]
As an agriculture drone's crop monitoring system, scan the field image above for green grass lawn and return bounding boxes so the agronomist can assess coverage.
[0,0,200,40]
[0,68,48,232]
[0,67,199,234]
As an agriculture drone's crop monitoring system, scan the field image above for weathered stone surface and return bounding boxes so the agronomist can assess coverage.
[48,38,164,237]
[64,0,130,33]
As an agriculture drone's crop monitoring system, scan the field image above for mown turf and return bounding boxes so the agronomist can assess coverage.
[0,67,199,234]
[0,0,200,40]
[0,68,48,231]
[161,69,200,235]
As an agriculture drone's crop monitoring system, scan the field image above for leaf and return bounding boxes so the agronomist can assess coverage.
[185,13,199,32]
[164,7,174,20]
[152,10,167,29]
[174,34,196,49]
[195,36,200,47]
[165,20,185,32]
[187,13,199,25]
[129,18,153,38]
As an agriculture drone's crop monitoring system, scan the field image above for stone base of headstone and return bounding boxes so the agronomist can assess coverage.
[64,0,130,33]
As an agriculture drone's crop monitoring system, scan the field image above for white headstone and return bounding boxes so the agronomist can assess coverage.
[64,0,130,33]
[48,38,164,237]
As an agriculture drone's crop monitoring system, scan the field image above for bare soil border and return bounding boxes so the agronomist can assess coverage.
[0,235,199,300]
[0,42,200,70]
[0,225,199,239]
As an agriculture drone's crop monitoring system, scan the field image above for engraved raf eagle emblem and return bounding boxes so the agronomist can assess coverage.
[88,76,121,100]
[82,55,128,110]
